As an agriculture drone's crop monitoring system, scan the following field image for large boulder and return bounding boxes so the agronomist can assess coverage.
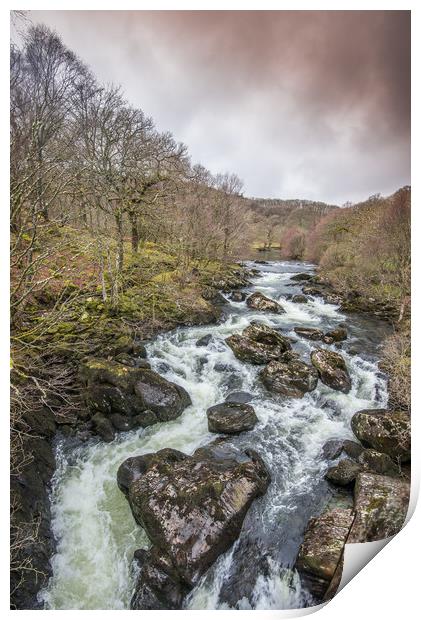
[348,473,410,542]
[246,292,285,314]
[351,409,410,462]
[207,402,258,434]
[260,359,318,397]
[225,322,291,365]
[80,358,191,438]
[295,508,354,600]
[310,349,352,393]
[294,327,324,341]
[119,442,270,609]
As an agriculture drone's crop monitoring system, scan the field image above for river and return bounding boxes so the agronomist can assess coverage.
[39,260,391,610]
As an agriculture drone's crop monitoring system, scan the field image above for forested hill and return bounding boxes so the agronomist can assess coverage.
[245,197,338,254]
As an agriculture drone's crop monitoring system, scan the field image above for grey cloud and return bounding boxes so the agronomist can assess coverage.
[29,10,410,204]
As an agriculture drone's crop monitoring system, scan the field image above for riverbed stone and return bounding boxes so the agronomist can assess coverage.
[290,273,312,281]
[225,322,291,365]
[291,294,308,303]
[348,473,410,542]
[230,291,247,302]
[246,292,285,314]
[357,449,401,477]
[322,440,344,460]
[294,327,324,341]
[342,440,364,460]
[260,359,318,398]
[195,334,213,347]
[351,409,410,462]
[310,349,352,393]
[207,402,258,434]
[225,391,254,404]
[92,412,115,442]
[325,459,362,486]
[120,442,270,609]
[323,327,347,343]
[295,508,354,600]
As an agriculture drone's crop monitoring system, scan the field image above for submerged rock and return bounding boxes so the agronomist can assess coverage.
[81,358,191,439]
[225,322,291,365]
[225,391,254,404]
[260,359,318,398]
[246,292,285,314]
[119,442,270,609]
[195,334,213,347]
[295,508,354,600]
[207,402,258,434]
[230,291,246,302]
[351,409,410,462]
[291,294,308,303]
[310,349,352,393]
[348,473,410,542]
[294,327,324,341]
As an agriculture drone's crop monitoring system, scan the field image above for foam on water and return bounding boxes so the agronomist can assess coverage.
[40,260,389,610]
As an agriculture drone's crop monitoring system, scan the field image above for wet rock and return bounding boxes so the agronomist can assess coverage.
[351,409,410,462]
[230,291,246,302]
[325,459,362,486]
[195,334,213,347]
[322,440,344,460]
[92,412,115,442]
[348,473,410,542]
[132,410,159,428]
[342,440,364,460]
[131,546,188,609]
[357,449,401,477]
[310,349,352,393]
[207,402,258,434]
[225,322,291,365]
[254,259,269,264]
[323,327,347,343]
[201,287,226,305]
[290,273,312,281]
[120,442,270,609]
[81,358,192,429]
[295,508,354,600]
[225,391,254,404]
[294,327,324,341]
[291,294,308,303]
[110,413,133,432]
[243,322,291,349]
[246,292,285,314]
[260,359,318,398]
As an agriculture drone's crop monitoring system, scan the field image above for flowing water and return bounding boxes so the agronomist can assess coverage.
[39,260,392,610]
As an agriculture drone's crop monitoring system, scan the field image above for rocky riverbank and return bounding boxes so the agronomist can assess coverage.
[10,262,251,609]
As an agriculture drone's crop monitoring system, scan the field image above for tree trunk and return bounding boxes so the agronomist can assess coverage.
[37,144,48,221]
[115,211,124,273]
[129,211,139,253]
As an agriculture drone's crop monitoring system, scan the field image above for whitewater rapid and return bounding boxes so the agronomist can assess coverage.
[40,260,390,610]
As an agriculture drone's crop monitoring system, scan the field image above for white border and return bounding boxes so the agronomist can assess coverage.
[1,2,418,618]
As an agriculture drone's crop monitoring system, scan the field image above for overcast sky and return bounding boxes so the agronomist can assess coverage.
[28,10,410,204]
